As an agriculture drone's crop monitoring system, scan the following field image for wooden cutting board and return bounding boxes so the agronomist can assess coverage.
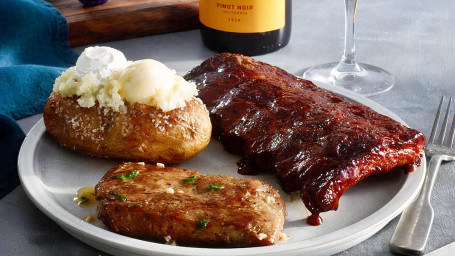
[47,0,200,47]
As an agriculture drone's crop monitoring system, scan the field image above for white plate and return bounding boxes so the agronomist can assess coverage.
[18,85,426,256]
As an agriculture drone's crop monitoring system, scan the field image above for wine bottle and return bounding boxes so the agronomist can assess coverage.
[199,0,292,56]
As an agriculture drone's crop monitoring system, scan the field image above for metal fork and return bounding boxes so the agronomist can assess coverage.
[390,96,455,255]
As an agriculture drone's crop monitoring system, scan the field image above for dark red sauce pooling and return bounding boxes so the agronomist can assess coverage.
[306,214,323,226]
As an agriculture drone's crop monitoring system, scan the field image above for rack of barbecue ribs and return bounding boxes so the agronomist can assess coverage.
[184,53,425,226]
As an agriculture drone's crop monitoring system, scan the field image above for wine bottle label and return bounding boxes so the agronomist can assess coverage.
[199,0,285,33]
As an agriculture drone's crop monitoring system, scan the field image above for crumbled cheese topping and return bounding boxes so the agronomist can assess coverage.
[156,163,165,168]
[165,187,175,194]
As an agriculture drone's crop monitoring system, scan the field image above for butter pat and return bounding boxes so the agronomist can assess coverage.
[119,59,198,112]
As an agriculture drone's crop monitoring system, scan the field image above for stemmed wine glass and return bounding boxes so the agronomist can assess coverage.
[302,0,394,96]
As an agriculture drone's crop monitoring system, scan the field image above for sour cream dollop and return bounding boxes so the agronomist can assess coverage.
[74,46,128,84]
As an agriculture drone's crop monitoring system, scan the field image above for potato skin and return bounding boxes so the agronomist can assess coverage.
[43,92,211,164]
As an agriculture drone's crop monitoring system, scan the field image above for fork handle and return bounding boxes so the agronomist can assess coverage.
[389,155,444,255]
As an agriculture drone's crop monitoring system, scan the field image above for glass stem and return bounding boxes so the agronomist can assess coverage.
[337,0,362,73]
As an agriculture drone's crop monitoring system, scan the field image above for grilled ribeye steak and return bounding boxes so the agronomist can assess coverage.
[184,53,425,225]
[96,162,286,247]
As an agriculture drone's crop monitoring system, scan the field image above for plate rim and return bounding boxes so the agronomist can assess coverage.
[18,85,426,256]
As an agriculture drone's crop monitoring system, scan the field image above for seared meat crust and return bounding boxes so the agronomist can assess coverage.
[95,162,286,247]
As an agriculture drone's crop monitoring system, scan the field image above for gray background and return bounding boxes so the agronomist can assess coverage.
[2,0,455,255]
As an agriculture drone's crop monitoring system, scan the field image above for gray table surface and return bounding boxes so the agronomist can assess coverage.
[3,0,455,255]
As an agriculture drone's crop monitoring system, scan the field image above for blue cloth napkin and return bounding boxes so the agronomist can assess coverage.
[0,0,78,197]
[0,115,24,198]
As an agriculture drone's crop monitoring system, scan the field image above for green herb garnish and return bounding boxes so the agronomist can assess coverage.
[112,191,127,202]
[196,219,209,232]
[209,183,224,190]
[116,169,139,180]
[183,175,196,184]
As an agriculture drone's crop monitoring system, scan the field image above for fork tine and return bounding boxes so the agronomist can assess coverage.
[438,97,452,145]
[448,111,455,148]
[428,96,445,144]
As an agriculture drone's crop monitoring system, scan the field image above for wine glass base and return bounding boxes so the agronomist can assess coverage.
[302,62,395,97]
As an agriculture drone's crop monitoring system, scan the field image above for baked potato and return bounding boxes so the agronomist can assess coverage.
[43,92,211,164]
